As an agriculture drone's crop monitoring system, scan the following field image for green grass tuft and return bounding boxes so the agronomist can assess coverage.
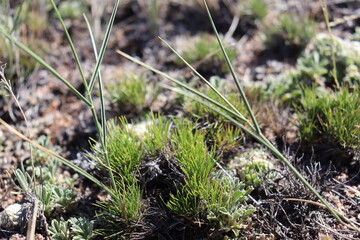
[297,87,359,149]
[91,117,143,231]
[108,73,159,113]
[236,0,268,22]
[176,34,237,75]
[143,113,172,155]
[262,13,316,49]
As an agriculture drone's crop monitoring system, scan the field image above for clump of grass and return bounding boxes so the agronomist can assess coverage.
[297,87,359,149]
[166,119,216,215]
[105,118,143,181]
[261,13,317,51]
[58,0,89,19]
[165,119,254,236]
[88,117,148,237]
[143,113,172,155]
[236,0,268,22]
[93,118,143,226]
[175,33,237,75]
[107,72,159,113]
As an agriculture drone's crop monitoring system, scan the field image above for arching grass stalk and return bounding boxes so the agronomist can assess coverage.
[0,0,120,192]
[117,0,359,230]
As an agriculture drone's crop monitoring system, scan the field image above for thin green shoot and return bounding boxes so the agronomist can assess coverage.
[49,0,88,90]
[88,0,120,92]
[320,0,340,89]
[203,1,261,135]
[0,30,91,106]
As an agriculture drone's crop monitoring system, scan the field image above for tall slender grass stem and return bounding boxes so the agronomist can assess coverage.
[88,0,120,92]
[0,30,91,106]
[84,14,115,191]
[202,0,261,134]
[49,0,88,90]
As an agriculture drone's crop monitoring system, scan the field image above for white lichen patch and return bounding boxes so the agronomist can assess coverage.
[0,203,22,229]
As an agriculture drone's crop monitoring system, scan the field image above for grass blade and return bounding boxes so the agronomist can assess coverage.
[0,30,91,106]
[89,0,120,92]
[84,14,116,191]
[49,0,88,90]
[202,0,261,134]
[158,37,249,124]
[84,14,106,147]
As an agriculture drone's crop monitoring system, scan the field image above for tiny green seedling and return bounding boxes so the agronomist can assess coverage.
[49,219,70,240]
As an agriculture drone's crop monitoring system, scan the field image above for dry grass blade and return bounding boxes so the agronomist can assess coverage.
[285,198,360,231]
[26,200,38,240]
